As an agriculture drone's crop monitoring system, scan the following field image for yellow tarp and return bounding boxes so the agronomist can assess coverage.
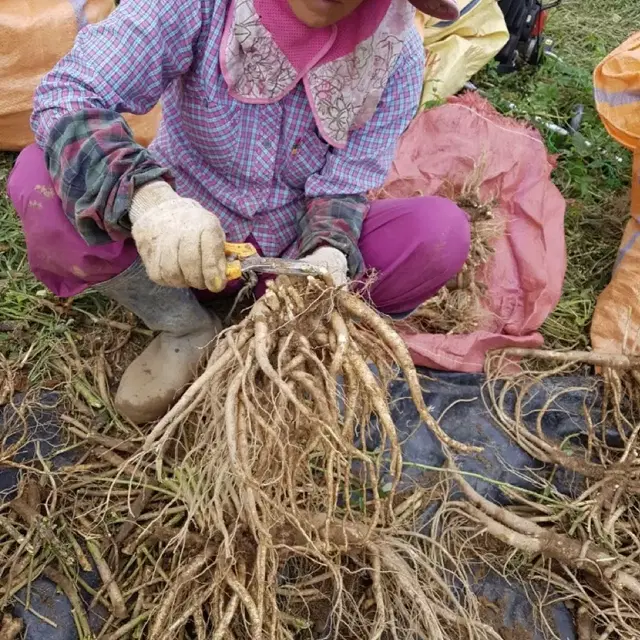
[416,0,509,105]
[0,0,160,151]
[591,33,640,355]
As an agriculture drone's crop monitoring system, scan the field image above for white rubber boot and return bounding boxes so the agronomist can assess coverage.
[94,260,221,424]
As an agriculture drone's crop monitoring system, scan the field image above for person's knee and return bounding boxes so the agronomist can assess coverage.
[7,144,51,213]
[410,196,471,280]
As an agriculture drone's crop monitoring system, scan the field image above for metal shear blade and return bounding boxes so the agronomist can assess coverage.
[223,242,327,279]
[239,255,327,278]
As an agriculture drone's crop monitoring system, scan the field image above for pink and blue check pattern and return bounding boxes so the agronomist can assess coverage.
[31,0,424,266]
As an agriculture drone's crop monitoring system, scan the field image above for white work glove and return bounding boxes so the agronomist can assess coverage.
[130,181,228,292]
[302,246,348,287]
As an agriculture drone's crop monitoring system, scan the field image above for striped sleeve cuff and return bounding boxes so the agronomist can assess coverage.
[44,108,172,245]
[296,195,369,277]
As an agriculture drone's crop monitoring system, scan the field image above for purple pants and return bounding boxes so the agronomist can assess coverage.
[8,145,471,316]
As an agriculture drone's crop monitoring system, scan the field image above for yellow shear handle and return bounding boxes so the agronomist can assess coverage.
[224,242,257,281]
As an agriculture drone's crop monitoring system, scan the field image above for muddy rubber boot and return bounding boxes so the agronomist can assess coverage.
[94,260,221,424]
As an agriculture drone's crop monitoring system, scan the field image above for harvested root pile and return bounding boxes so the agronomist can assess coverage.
[4,283,640,639]
[1,277,499,640]
[470,352,640,638]
[397,167,503,335]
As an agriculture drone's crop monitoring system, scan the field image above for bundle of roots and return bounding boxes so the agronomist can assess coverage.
[1,277,494,640]
[130,276,487,639]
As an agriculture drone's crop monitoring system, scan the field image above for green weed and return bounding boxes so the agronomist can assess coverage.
[475,0,638,348]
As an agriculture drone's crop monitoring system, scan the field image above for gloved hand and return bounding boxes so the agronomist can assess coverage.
[130,181,228,292]
[302,246,348,287]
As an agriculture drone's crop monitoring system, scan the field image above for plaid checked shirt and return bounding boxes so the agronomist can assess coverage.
[32,0,424,276]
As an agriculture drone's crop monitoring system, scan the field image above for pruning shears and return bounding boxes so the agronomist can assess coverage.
[224,242,327,280]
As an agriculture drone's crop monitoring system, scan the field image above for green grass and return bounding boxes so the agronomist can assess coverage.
[475,0,639,348]
[1,154,65,375]
[1,0,639,386]
[0,155,133,387]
